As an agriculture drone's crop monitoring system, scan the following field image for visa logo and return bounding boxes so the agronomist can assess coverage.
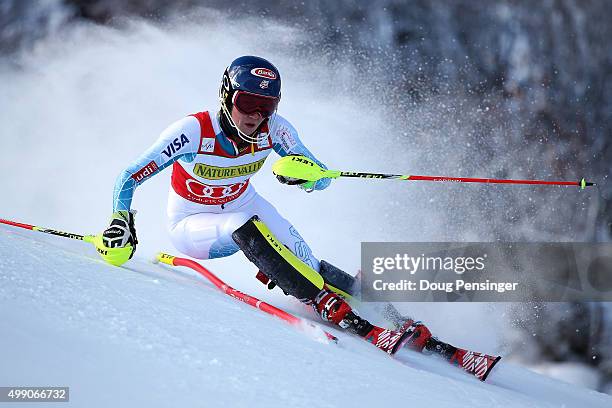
[162,134,189,158]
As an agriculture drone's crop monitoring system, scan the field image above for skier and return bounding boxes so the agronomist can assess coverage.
[95,55,499,379]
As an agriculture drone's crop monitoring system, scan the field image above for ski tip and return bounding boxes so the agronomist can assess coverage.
[480,356,502,382]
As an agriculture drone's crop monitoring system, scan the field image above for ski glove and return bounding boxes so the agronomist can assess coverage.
[94,210,138,267]
[275,174,307,185]
[275,175,317,193]
[274,154,330,193]
[298,180,317,193]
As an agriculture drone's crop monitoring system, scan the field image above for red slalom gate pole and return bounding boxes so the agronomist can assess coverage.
[155,252,338,343]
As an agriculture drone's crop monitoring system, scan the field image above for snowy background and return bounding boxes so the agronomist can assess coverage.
[1,0,611,403]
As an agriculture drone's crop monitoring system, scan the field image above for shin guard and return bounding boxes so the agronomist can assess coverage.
[232,216,324,302]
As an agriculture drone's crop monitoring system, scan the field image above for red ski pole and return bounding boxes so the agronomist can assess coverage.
[155,252,338,343]
[272,156,596,189]
[0,218,95,242]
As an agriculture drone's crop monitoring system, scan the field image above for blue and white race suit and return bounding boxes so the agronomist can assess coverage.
[112,110,330,271]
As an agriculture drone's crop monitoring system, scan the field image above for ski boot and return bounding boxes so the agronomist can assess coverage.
[312,288,416,355]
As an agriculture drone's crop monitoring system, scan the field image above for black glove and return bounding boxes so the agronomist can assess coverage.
[102,210,138,258]
[276,174,308,185]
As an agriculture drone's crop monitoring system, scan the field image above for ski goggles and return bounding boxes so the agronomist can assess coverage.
[232,91,279,117]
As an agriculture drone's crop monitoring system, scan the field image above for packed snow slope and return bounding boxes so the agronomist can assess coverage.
[1,226,610,408]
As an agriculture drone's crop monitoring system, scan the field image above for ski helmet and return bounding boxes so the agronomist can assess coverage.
[219,55,281,144]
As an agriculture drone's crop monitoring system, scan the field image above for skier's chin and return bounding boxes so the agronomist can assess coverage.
[239,124,257,135]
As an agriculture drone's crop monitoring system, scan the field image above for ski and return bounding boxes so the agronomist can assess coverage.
[374,306,501,381]
[317,267,502,381]
[425,337,502,381]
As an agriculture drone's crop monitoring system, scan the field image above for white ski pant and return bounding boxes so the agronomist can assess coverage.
[167,187,320,271]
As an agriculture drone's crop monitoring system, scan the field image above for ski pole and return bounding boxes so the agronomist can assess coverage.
[0,217,134,266]
[155,252,339,343]
[272,155,596,190]
[0,218,95,243]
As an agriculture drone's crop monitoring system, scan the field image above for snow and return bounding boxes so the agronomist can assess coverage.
[1,227,611,407]
[0,10,610,406]
[532,362,601,391]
